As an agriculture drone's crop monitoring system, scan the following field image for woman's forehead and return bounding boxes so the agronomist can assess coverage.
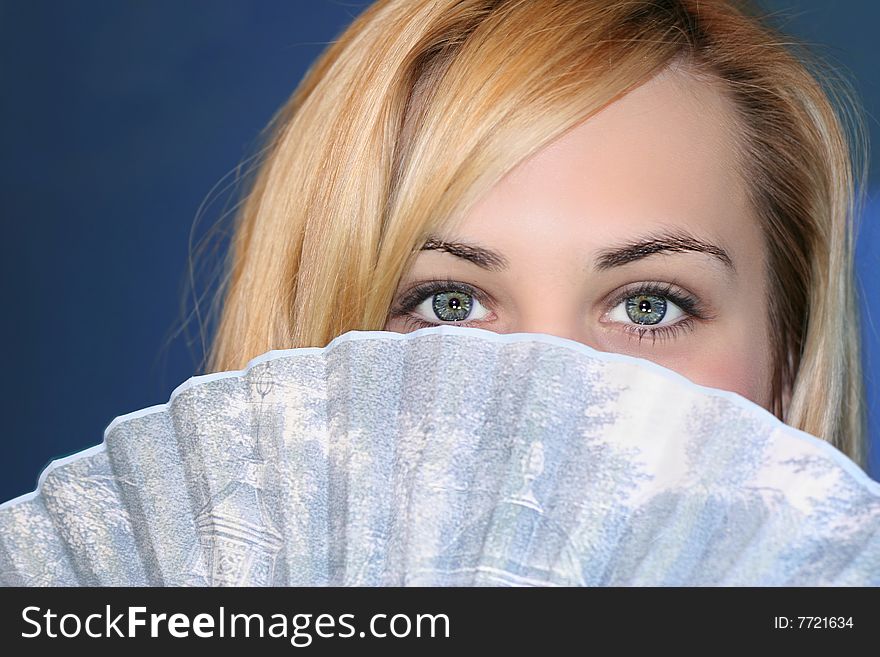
[448,68,753,268]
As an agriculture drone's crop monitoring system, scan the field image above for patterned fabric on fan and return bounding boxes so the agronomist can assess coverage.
[1,325,877,586]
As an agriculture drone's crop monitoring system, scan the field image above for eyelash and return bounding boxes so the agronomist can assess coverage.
[389,277,710,346]
[608,280,707,345]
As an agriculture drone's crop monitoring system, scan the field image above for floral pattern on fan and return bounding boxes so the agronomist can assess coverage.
[1,325,878,586]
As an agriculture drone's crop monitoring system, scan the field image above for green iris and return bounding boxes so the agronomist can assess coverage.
[625,294,667,325]
[432,291,473,321]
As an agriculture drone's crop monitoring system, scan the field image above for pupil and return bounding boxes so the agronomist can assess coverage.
[639,299,652,313]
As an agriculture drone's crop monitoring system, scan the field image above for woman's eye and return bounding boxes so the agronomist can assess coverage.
[413,289,490,324]
[606,293,685,326]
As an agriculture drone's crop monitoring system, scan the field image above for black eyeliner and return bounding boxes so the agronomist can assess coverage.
[390,278,711,338]
[392,277,486,316]
[606,280,711,321]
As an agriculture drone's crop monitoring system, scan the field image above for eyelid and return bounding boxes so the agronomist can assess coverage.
[600,281,708,322]
[412,288,492,325]
[393,277,493,315]
[392,278,711,331]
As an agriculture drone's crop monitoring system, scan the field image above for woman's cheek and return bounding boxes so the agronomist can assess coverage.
[668,340,774,411]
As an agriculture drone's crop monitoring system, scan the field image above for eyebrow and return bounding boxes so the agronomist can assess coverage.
[420,229,735,275]
[420,236,510,271]
[593,229,736,274]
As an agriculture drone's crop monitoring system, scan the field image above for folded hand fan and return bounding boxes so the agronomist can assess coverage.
[1,325,878,586]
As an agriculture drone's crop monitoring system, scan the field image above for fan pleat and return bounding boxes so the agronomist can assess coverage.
[0,496,80,585]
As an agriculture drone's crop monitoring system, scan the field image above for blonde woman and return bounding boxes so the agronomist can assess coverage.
[0,0,876,591]
[205,0,868,468]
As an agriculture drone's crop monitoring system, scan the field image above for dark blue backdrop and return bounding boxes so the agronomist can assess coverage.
[1,0,877,504]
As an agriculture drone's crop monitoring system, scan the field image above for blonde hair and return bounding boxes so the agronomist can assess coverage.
[197,0,868,466]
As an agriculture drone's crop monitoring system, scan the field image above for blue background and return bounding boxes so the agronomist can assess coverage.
[0,0,877,503]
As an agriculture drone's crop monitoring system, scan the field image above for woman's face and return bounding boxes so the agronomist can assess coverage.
[384,68,774,411]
